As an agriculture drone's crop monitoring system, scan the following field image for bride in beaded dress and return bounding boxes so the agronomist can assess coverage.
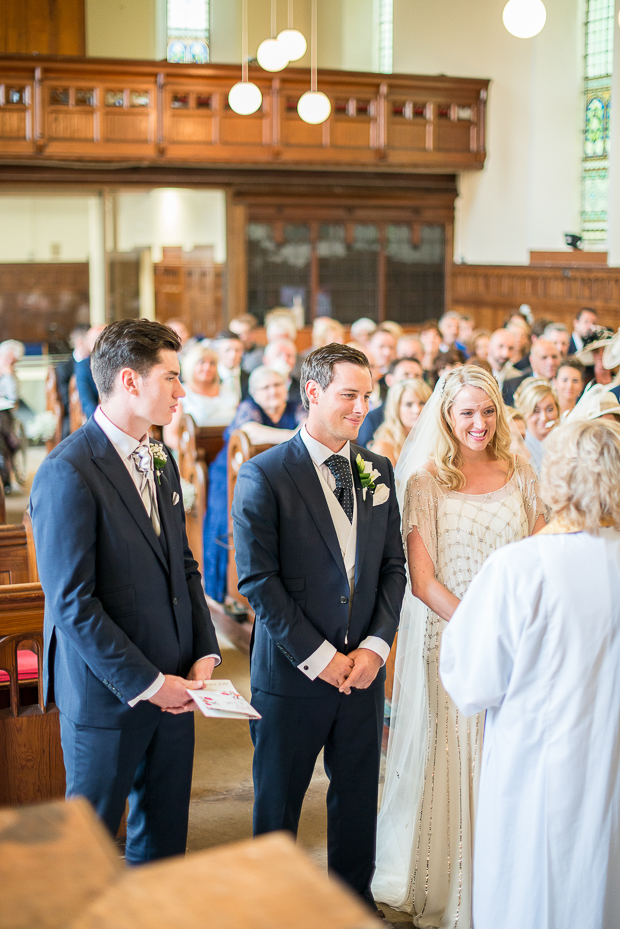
[372,366,545,929]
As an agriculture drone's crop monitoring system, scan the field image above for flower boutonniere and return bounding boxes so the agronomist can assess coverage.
[355,454,382,501]
[151,442,168,484]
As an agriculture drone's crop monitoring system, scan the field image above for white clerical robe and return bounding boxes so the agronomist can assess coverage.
[440,528,620,929]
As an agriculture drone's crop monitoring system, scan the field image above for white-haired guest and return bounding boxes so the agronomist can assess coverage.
[441,419,620,929]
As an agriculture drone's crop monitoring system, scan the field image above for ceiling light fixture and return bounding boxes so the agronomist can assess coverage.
[257,0,290,72]
[502,0,547,38]
[277,0,307,62]
[297,0,331,125]
[228,0,263,115]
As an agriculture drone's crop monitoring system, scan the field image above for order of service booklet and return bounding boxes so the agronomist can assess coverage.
[188,679,261,720]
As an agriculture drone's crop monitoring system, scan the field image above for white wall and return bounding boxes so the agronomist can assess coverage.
[393,0,584,265]
[0,196,92,262]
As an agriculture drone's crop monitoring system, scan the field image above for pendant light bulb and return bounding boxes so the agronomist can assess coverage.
[297,90,331,125]
[277,28,307,61]
[228,81,262,115]
[502,0,546,38]
[257,37,289,72]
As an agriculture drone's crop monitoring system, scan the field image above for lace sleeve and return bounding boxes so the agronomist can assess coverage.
[514,456,546,533]
[401,469,441,570]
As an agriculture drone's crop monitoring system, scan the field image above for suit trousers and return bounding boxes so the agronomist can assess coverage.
[250,683,384,904]
[60,710,194,864]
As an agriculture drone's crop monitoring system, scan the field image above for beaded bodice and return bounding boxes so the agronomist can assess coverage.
[436,486,528,598]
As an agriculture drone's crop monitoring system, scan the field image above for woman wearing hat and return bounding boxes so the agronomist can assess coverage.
[574,327,620,388]
[567,383,620,423]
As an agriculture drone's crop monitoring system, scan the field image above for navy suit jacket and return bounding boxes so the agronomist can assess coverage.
[231,432,406,697]
[30,417,219,729]
[357,405,385,448]
[74,357,99,419]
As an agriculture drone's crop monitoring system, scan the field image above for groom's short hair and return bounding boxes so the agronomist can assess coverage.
[300,343,370,411]
[91,319,181,399]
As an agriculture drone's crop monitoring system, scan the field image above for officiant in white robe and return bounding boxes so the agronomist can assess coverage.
[440,418,620,929]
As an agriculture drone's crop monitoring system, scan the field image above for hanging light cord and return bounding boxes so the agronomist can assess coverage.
[311,0,317,93]
[242,0,248,83]
[288,0,294,28]
[272,0,277,38]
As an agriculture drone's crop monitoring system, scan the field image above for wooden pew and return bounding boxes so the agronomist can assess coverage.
[0,514,39,585]
[0,581,66,806]
[45,365,64,453]
[68,374,85,432]
[177,412,207,575]
[194,425,226,486]
[0,480,5,524]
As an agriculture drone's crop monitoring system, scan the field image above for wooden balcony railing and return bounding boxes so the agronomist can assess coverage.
[0,56,488,173]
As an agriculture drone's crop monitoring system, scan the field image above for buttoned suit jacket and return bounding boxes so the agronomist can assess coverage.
[231,431,406,697]
[30,416,219,729]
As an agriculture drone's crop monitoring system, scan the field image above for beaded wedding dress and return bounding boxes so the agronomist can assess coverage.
[372,459,543,929]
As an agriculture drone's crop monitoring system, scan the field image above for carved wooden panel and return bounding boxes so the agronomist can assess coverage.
[452,264,620,332]
[154,247,224,339]
[0,57,488,173]
[0,0,85,57]
[0,263,89,346]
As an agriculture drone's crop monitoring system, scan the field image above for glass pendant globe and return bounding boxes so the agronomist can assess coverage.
[257,37,289,72]
[297,91,331,125]
[502,0,546,38]
[277,28,307,62]
[228,81,262,115]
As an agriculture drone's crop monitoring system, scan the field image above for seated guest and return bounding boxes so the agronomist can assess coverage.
[464,356,493,376]
[429,346,465,387]
[575,328,617,387]
[440,419,620,929]
[566,384,620,424]
[311,316,346,350]
[458,314,475,346]
[164,318,198,359]
[229,313,264,373]
[163,343,238,452]
[75,325,105,418]
[214,330,249,402]
[419,320,442,376]
[554,357,585,417]
[265,311,298,345]
[0,339,24,406]
[486,328,520,388]
[56,324,90,438]
[505,314,532,369]
[350,317,376,348]
[468,328,491,361]
[262,338,301,403]
[396,333,423,361]
[438,310,468,355]
[369,326,398,376]
[370,377,431,466]
[0,339,24,493]
[514,377,560,474]
[358,356,424,447]
[203,366,304,606]
[543,322,570,357]
[503,338,561,406]
[381,320,404,342]
[568,306,598,354]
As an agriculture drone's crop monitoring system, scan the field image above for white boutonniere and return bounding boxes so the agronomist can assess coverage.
[355,454,382,501]
[151,442,168,484]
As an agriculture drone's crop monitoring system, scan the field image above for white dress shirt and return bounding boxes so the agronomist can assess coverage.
[217,363,242,402]
[93,406,220,706]
[298,426,391,680]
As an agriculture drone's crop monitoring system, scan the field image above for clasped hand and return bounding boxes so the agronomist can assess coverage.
[148,656,218,714]
[318,648,382,694]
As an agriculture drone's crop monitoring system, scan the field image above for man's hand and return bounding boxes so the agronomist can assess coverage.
[339,648,382,694]
[318,652,354,688]
[188,656,218,683]
[148,675,204,714]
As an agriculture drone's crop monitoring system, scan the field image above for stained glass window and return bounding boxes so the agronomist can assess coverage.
[167,0,209,64]
[581,0,614,244]
[378,0,393,74]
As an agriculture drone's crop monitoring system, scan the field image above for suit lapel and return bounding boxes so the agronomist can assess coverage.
[154,465,174,563]
[284,436,348,582]
[351,446,373,586]
[85,419,169,573]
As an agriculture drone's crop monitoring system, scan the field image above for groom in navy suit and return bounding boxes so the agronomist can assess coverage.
[30,319,220,863]
[232,343,406,908]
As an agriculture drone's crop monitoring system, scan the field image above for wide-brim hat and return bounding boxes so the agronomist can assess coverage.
[574,327,616,366]
[602,329,620,369]
[566,384,620,423]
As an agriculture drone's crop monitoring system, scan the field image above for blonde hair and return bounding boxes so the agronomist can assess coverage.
[429,367,515,490]
[514,377,559,422]
[181,341,219,385]
[312,316,345,347]
[541,420,620,531]
[372,378,432,454]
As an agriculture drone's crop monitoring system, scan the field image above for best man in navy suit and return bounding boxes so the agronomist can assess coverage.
[30,320,220,863]
[232,344,406,908]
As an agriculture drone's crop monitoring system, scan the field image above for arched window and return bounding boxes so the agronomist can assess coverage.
[581,0,614,244]
[167,0,209,64]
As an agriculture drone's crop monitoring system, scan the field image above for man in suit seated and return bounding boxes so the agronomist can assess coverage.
[56,323,90,437]
[569,307,598,355]
[214,329,249,403]
[30,319,220,863]
[503,339,560,406]
[358,356,424,448]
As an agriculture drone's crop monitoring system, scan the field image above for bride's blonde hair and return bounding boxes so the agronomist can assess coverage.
[428,366,514,490]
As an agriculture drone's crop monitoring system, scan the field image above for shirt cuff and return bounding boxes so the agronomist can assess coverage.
[298,640,337,680]
[128,672,165,707]
[195,654,222,667]
[358,636,391,666]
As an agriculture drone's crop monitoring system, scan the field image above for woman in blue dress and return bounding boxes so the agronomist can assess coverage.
[203,365,304,604]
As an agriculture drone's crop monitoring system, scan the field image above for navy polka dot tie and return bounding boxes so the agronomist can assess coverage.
[325,454,354,523]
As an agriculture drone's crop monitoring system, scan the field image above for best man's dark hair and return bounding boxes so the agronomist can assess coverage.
[300,342,370,411]
[91,319,181,399]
